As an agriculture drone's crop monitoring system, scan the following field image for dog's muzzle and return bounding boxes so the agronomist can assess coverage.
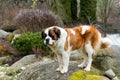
[45,38,50,45]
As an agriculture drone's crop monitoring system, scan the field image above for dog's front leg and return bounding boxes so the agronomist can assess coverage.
[60,52,70,74]
[56,54,63,71]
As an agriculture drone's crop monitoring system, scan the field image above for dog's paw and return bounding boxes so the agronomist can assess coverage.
[56,68,61,71]
[84,67,90,71]
[60,68,68,74]
[78,64,86,69]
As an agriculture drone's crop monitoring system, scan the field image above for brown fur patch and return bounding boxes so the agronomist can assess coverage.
[64,25,101,51]
[64,27,84,51]
[49,27,60,40]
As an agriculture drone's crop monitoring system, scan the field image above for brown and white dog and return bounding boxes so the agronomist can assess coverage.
[42,25,111,73]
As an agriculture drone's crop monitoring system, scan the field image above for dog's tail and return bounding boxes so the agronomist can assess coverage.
[100,38,111,49]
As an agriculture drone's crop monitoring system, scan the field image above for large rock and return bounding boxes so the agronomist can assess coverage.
[0,30,10,39]
[11,54,37,68]
[17,61,80,80]
[17,61,110,80]
[6,54,48,75]
[93,45,120,73]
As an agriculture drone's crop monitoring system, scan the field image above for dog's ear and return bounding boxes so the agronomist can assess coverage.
[41,31,46,39]
[54,27,61,38]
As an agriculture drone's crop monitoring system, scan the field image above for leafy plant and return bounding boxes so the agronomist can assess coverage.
[12,32,50,57]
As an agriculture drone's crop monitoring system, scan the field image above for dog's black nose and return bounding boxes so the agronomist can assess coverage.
[46,38,49,45]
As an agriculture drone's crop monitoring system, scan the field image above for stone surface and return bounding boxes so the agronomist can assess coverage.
[0,30,10,39]
[112,77,119,80]
[6,54,39,75]
[17,61,81,80]
[105,69,116,79]
[11,54,37,68]
[93,45,120,73]
[70,51,82,60]
[17,60,110,80]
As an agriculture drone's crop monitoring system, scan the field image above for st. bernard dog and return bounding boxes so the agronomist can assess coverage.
[42,25,111,73]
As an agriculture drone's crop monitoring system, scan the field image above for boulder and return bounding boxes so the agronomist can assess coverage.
[17,61,109,80]
[17,61,80,80]
[6,54,51,75]
[6,54,37,75]
[0,30,10,39]
[105,69,116,79]
[93,45,120,73]
[10,54,37,68]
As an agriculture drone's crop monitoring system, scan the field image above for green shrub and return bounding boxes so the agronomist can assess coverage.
[2,25,16,32]
[12,32,50,56]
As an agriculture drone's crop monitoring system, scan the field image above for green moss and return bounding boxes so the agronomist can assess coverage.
[69,70,102,80]
[69,71,86,80]
[86,75,101,80]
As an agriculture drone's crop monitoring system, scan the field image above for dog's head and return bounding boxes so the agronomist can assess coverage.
[42,26,61,46]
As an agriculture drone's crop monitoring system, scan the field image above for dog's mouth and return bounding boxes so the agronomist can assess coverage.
[44,41,54,46]
[47,43,54,46]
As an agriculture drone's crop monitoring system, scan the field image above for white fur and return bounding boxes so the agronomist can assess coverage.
[44,27,53,45]
[84,42,94,71]
[81,25,90,35]
[102,37,112,48]
[70,29,75,35]
[78,41,94,71]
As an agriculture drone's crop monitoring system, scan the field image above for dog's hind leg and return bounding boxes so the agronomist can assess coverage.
[78,50,88,68]
[84,42,94,71]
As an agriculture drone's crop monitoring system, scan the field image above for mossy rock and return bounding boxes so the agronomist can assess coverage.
[69,70,109,80]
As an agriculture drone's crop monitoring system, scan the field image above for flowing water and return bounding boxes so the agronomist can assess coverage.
[107,34,120,46]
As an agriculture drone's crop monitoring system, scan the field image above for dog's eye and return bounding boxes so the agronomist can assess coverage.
[49,34,54,39]
[42,31,47,39]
